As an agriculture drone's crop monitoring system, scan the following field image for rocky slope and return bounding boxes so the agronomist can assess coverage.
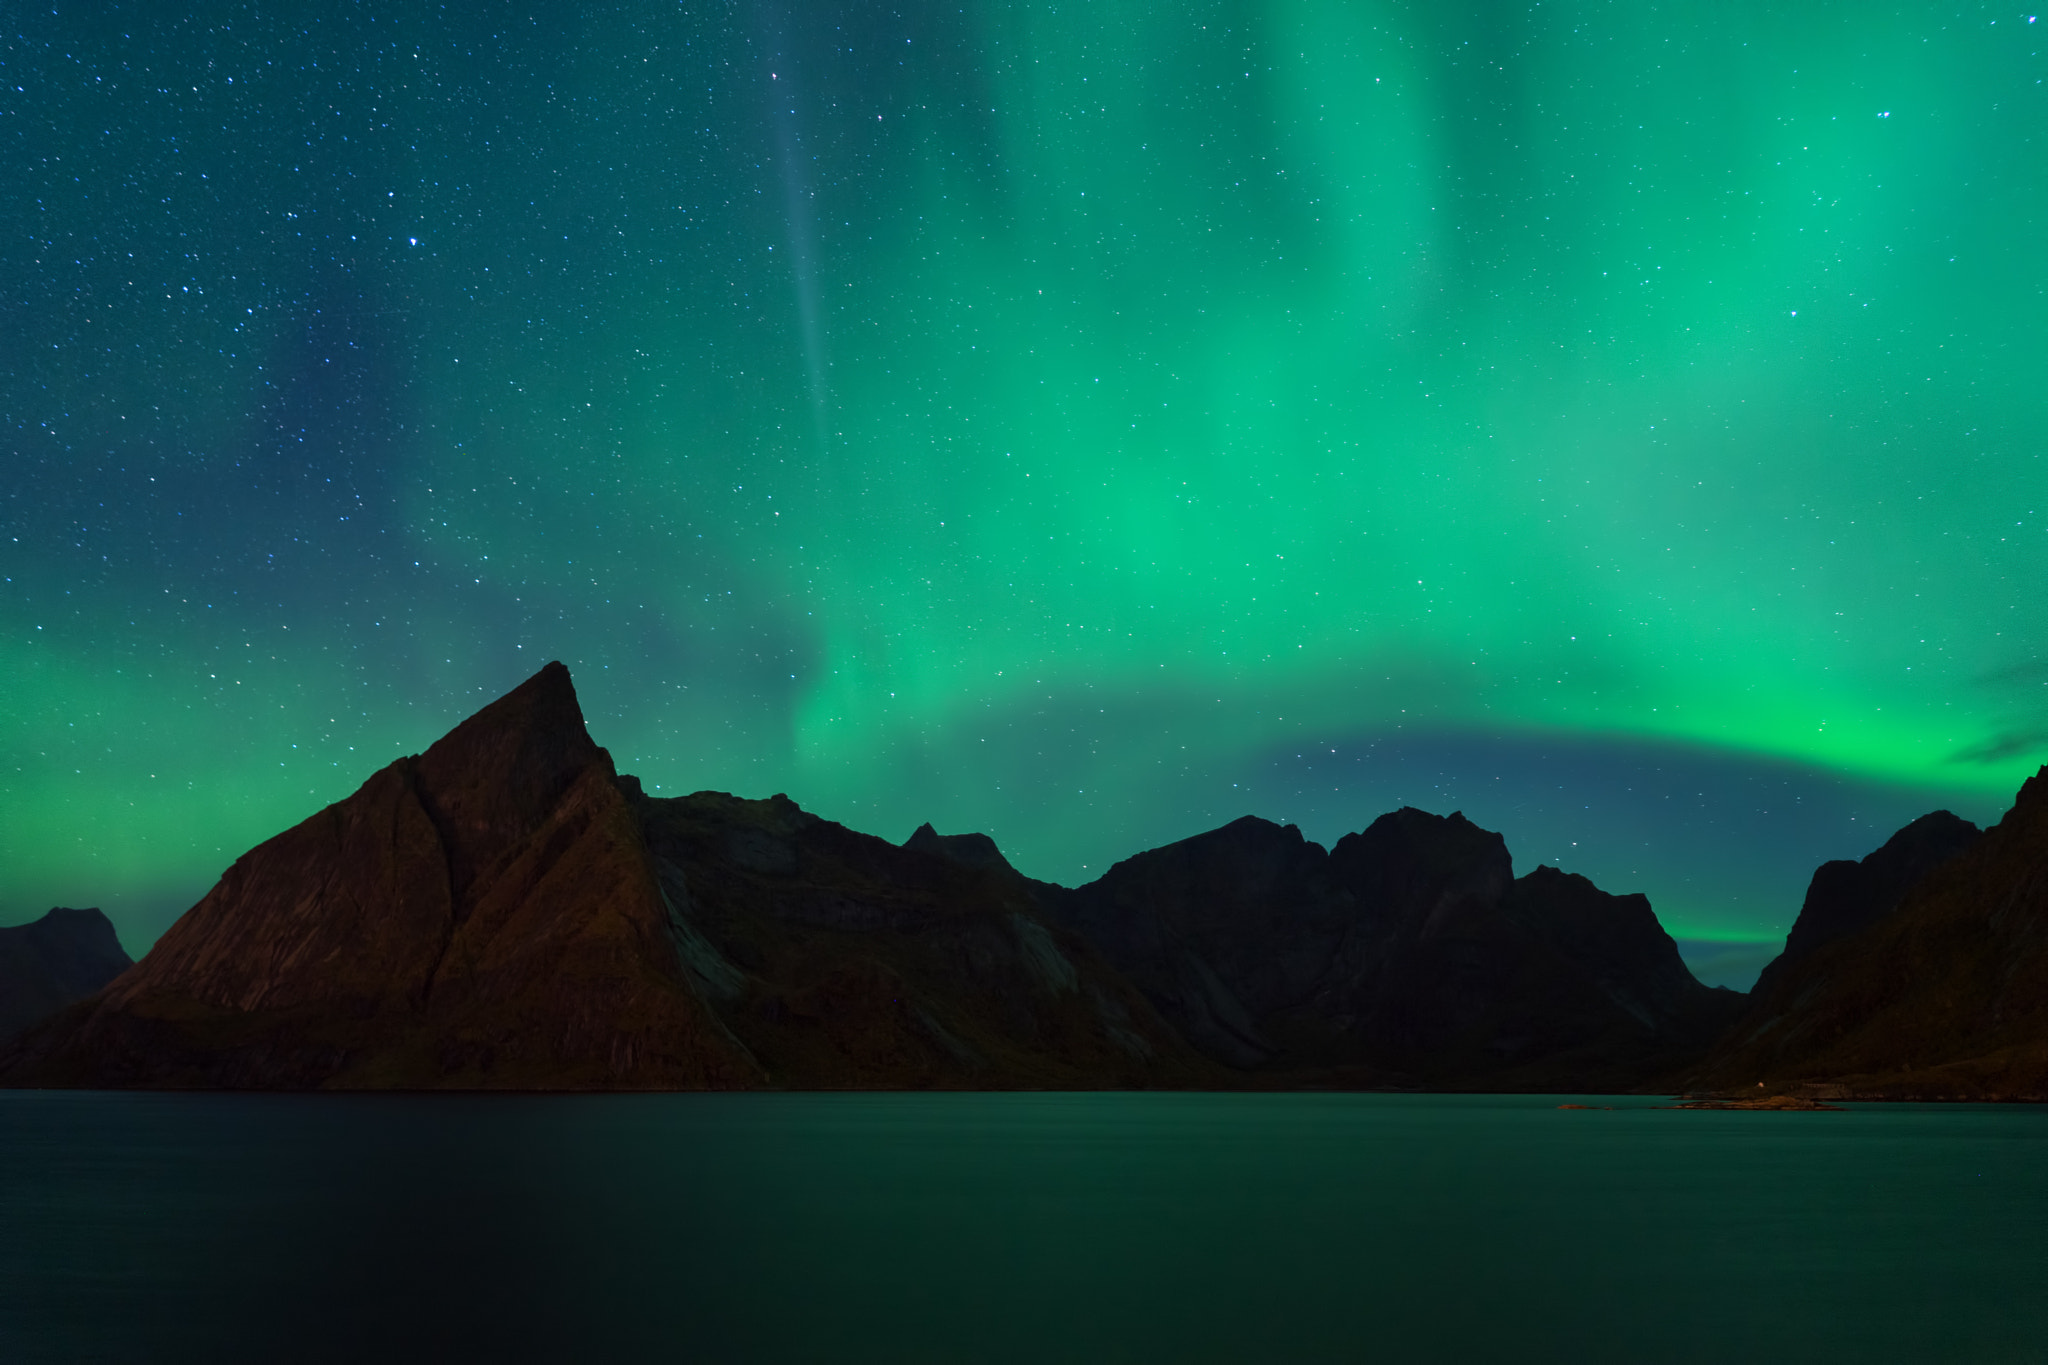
[1049,809,1743,1089]
[0,908,132,1039]
[1681,771,2048,1100]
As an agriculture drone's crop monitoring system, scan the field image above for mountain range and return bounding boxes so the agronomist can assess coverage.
[3,661,2042,1098]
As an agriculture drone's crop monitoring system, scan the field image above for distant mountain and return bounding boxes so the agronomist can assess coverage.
[0,908,132,1039]
[3,660,1739,1092]
[1049,810,1742,1089]
[1683,773,2048,1100]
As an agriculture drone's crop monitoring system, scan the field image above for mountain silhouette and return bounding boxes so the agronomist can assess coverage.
[3,661,1790,1092]
[1,664,1206,1089]
[1050,810,1742,1088]
[1684,772,2048,1100]
[1747,810,1981,1004]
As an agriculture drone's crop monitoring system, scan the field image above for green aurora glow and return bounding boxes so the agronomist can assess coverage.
[4,2,2044,983]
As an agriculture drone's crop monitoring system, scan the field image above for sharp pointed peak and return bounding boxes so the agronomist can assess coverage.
[504,659,581,713]
[423,661,594,766]
[411,662,609,891]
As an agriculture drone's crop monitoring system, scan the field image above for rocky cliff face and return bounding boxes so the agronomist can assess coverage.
[0,908,132,1039]
[1683,773,2048,1100]
[2,664,756,1088]
[1050,809,1741,1089]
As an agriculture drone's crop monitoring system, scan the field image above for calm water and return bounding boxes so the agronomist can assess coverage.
[2,1092,2043,1363]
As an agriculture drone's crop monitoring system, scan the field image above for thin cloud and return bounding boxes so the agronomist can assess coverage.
[1948,730,2048,765]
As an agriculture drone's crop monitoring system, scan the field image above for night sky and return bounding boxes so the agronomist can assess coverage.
[5,2,2044,987]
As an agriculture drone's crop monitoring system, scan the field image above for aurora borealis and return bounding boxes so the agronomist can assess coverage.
[4,2,2043,985]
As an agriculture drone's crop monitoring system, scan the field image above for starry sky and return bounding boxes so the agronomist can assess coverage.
[4,1,2044,987]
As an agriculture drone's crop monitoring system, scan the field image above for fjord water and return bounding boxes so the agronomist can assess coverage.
[3,1094,2043,1363]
